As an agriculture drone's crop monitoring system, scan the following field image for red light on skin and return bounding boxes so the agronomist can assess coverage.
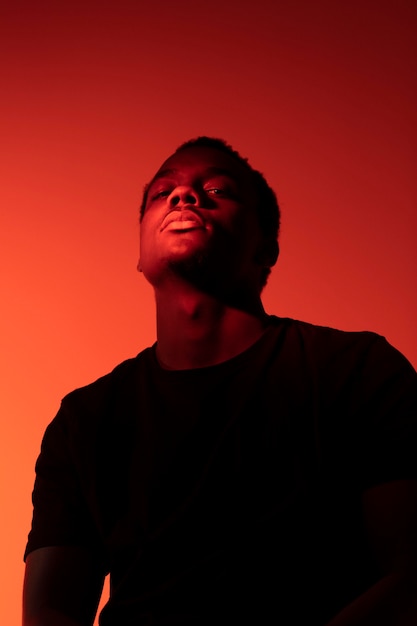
[164,220,205,232]
[160,209,206,233]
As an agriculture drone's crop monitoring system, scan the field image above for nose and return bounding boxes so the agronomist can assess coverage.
[168,185,200,208]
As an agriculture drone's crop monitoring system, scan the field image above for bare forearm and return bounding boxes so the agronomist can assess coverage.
[326,573,417,626]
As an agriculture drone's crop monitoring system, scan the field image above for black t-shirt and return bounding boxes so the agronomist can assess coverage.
[25,317,417,625]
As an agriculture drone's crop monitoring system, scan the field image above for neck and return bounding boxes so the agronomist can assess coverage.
[153,282,269,370]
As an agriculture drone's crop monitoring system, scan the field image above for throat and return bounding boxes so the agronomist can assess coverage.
[155,294,270,370]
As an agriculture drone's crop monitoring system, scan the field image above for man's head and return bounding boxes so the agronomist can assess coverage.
[139,137,280,294]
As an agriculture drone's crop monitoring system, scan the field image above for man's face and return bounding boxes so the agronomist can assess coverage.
[139,145,268,293]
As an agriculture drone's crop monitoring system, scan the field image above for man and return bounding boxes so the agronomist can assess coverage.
[23,137,417,625]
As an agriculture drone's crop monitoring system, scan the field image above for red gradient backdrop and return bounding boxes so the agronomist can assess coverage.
[1,1,416,624]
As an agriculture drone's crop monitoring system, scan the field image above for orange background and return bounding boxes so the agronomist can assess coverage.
[1,1,416,624]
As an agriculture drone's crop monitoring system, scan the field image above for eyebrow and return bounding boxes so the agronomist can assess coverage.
[148,166,239,188]
[201,166,239,179]
[150,168,178,184]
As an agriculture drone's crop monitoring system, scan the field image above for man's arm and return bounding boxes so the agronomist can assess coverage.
[326,479,417,626]
[23,546,105,626]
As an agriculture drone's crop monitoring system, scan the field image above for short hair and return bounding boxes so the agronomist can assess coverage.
[139,136,281,287]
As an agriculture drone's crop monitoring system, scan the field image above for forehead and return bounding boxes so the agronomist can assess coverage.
[151,146,254,191]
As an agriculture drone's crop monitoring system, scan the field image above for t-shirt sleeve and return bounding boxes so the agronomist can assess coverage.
[356,336,417,490]
[24,401,101,562]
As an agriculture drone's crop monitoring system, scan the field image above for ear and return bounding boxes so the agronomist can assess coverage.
[256,239,279,268]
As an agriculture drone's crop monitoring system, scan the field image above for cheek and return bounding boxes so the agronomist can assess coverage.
[138,223,154,266]
[139,215,155,246]
[230,214,261,247]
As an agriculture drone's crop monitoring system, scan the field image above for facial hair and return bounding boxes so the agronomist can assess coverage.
[167,248,214,287]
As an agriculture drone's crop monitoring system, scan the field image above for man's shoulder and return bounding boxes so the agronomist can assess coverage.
[273,315,383,349]
[271,316,416,381]
[61,346,153,411]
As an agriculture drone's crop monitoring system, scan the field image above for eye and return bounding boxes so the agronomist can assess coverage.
[204,177,239,199]
[205,186,236,198]
[206,187,224,195]
[151,189,171,201]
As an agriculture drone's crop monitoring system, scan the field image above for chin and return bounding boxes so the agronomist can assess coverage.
[167,250,210,279]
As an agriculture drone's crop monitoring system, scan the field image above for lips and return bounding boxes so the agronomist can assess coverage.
[160,208,205,232]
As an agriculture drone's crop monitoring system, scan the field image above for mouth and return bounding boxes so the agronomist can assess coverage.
[160,208,205,232]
